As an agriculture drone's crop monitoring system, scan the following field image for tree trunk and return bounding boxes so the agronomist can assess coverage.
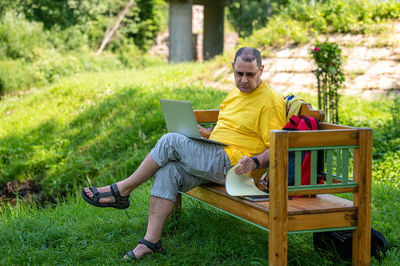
[267,0,273,19]
[96,0,136,55]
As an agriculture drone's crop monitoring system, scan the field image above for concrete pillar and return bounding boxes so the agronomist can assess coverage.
[169,1,193,62]
[203,5,224,60]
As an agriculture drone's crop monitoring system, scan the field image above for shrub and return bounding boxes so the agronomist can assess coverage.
[115,43,166,68]
[227,0,290,37]
[0,59,45,94]
[284,0,400,34]
[0,11,49,61]
[242,17,309,51]
[310,41,345,123]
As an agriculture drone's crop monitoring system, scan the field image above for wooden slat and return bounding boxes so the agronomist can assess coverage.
[288,186,358,196]
[286,194,355,215]
[269,131,289,265]
[194,103,324,123]
[337,149,342,177]
[185,186,270,228]
[342,149,349,184]
[284,129,359,148]
[288,210,357,231]
[194,109,219,123]
[352,128,372,265]
[326,150,333,184]
[319,122,355,130]
[311,150,317,185]
[299,103,325,122]
[187,184,357,214]
[295,151,301,186]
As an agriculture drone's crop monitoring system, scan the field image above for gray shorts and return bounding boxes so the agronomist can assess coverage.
[150,133,231,202]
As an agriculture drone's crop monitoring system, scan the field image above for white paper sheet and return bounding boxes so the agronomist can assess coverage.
[225,165,268,196]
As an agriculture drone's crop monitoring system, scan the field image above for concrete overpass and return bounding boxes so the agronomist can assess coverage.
[168,0,232,62]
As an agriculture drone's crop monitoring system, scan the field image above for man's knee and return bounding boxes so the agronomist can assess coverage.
[150,162,181,202]
[157,132,184,147]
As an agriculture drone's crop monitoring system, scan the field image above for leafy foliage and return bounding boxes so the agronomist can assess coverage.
[310,41,345,123]
[0,11,49,61]
[227,0,289,37]
[0,0,167,51]
[240,0,400,50]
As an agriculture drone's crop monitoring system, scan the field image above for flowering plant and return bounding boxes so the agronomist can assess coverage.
[310,41,345,123]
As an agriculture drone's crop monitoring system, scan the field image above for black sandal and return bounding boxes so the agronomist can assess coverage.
[124,239,166,261]
[81,183,130,209]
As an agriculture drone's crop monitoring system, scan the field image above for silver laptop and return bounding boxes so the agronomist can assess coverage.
[159,98,226,146]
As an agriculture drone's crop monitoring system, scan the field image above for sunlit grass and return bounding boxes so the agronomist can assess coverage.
[0,62,399,264]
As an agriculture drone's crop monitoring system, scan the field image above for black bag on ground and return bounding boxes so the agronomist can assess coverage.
[313,228,389,261]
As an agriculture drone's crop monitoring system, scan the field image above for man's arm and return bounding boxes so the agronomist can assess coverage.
[234,149,270,175]
[197,125,214,138]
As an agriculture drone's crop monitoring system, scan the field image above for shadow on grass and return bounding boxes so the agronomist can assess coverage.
[0,85,227,199]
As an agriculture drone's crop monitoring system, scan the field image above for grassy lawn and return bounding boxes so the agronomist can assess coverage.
[0,64,399,265]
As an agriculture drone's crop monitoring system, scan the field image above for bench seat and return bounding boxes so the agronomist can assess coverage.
[185,183,356,232]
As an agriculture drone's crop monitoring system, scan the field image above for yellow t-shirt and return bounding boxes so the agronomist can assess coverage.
[209,81,286,179]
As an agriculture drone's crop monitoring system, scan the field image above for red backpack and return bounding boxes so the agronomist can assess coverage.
[283,115,320,186]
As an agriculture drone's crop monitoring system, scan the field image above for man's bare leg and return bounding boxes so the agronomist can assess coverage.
[124,196,175,258]
[83,153,159,202]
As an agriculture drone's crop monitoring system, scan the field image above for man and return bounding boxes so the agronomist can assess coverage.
[81,47,286,260]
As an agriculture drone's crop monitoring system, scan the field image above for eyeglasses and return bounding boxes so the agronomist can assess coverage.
[234,70,259,79]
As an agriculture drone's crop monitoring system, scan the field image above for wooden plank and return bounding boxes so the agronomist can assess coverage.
[299,103,325,122]
[288,210,357,231]
[284,129,359,148]
[192,185,356,215]
[326,150,333,184]
[194,109,219,123]
[337,149,342,178]
[269,131,289,265]
[352,128,372,265]
[185,187,270,228]
[319,122,355,130]
[342,149,349,184]
[311,150,317,185]
[295,151,301,186]
[287,194,355,215]
[288,186,358,196]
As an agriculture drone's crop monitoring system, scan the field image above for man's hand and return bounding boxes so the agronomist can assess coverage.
[234,156,257,175]
[197,125,212,138]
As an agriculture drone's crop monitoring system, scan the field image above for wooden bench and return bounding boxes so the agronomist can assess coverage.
[176,103,372,265]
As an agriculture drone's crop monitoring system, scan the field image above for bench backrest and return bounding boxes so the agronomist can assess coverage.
[194,103,372,197]
[270,104,372,199]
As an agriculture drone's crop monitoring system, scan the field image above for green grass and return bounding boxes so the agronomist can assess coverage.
[0,63,227,197]
[0,63,399,264]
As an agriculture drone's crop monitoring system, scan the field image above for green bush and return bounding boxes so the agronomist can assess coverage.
[115,43,166,68]
[241,0,400,50]
[227,0,290,37]
[0,49,127,94]
[283,0,400,34]
[310,41,345,123]
[0,0,167,52]
[242,17,309,52]
[0,59,45,94]
[0,11,49,61]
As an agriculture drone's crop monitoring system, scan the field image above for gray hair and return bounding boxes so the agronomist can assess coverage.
[233,47,262,68]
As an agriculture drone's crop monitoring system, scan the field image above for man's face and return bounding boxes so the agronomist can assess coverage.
[232,57,264,93]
